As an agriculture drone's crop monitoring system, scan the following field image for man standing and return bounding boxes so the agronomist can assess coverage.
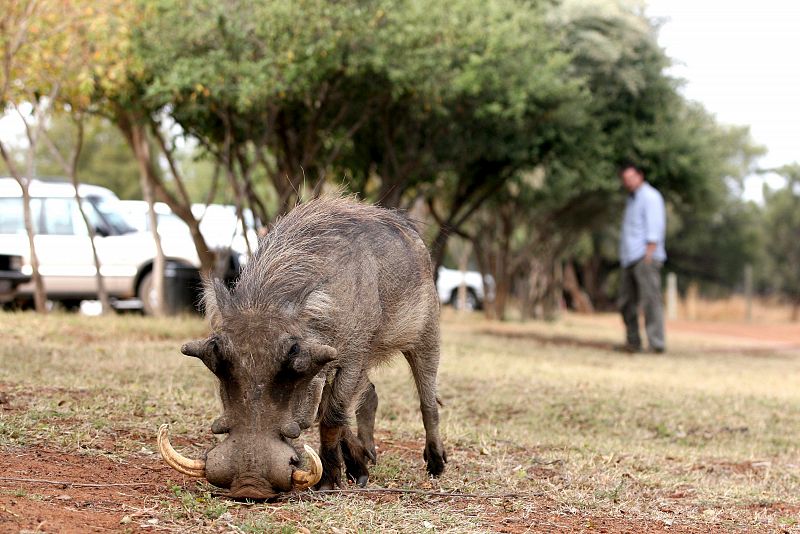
[617,162,666,353]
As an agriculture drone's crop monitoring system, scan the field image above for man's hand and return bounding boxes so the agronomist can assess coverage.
[644,242,657,264]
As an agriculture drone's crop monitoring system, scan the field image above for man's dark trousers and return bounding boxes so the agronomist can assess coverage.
[619,259,665,351]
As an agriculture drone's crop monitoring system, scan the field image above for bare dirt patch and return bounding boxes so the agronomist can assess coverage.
[0,444,736,533]
[474,312,800,354]
[667,319,800,348]
[0,447,194,533]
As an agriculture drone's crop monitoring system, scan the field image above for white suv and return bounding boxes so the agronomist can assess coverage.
[0,177,201,312]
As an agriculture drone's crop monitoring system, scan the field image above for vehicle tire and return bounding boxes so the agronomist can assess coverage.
[58,299,82,312]
[137,271,158,316]
[450,288,479,311]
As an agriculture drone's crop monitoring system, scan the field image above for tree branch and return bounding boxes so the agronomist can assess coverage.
[0,477,156,489]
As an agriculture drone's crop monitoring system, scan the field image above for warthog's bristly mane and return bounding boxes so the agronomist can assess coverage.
[203,196,419,327]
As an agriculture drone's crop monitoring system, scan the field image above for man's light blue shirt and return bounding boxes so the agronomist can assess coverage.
[620,182,666,268]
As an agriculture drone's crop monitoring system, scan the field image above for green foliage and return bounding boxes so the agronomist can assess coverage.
[129,0,578,215]
[464,0,768,315]
[647,108,764,293]
[761,165,800,304]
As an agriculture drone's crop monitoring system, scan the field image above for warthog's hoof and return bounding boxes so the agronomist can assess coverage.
[423,441,447,477]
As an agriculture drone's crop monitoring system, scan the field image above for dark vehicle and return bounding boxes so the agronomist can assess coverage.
[0,253,31,304]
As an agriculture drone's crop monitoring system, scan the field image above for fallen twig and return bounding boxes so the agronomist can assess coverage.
[0,477,157,488]
[297,487,542,499]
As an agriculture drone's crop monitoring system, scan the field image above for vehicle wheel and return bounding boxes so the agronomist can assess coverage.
[450,288,479,311]
[137,271,158,316]
[58,299,82,312]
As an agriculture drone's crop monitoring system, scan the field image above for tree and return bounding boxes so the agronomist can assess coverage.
[761,164,800,320]
[39,1,220,297]
[364,0,582,276]
[132,0,388,221]
[1,0,139,313]
[1,0,85,312]
[461,0,766,319]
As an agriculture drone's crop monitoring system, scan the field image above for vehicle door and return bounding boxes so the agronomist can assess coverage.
[32,196,98,296]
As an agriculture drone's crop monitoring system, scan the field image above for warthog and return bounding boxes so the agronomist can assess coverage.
[158,197,446,498]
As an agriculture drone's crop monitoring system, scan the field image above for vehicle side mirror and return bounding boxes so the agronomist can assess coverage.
[93,225,110,238]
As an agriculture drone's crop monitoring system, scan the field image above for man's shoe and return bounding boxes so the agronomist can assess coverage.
[613,344,642,354]
[649,347,665,354]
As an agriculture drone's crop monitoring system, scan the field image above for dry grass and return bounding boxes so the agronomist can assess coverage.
[1,310,799,533]
[680,294,797,323]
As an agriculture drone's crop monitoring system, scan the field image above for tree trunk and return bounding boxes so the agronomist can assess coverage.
[471,239,496,320]
[429,225,451,282]
[222,136,252,261]
[522,257,548,320]
[544,259,563,321]
[115,111,216,275]
[131,124,166,316]
[456,247,470,312]
[44,117,112,314]
[20,178,47,313]
[563,261,593,313]
[0,134,48,313]
[71,181,111,314]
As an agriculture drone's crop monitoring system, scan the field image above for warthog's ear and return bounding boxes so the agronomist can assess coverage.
[181,337,220,375]
[287,342,337,374]
[201,277,232,325]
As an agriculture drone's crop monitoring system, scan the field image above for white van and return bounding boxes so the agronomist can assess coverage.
[0,177,202,312]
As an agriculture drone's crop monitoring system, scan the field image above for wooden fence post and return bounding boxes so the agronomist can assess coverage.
[666,272,678,320]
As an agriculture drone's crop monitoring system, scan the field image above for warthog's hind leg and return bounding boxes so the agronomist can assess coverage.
[403,324,447,476]
[341,426,371,487]
[356,381,378,463]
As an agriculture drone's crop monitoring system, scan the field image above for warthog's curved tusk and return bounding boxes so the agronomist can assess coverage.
[157,424,206,478]
[291,444,323,490]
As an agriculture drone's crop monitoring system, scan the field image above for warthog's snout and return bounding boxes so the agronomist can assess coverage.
[157,425,322,495]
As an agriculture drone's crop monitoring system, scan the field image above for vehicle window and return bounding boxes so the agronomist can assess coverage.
[89,196,137,235]
[41,198,77,235]
[0,197,44,234]
[0,198,25,234]
[79,198,106,236]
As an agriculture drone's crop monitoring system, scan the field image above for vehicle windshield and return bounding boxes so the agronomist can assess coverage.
[87,196,137,235]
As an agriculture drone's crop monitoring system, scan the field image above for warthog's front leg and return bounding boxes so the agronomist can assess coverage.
[315,366,372,489]
[340,381,378,486]
[316,423,344,490]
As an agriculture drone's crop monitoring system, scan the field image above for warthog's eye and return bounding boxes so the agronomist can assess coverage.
[286,342,310,374]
